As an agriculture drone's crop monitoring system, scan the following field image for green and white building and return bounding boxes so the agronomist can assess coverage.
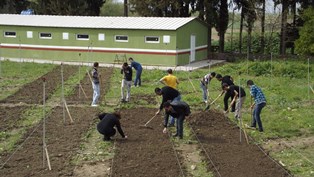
[0,14,208,66]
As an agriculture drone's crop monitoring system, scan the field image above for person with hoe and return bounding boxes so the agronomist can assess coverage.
[91,62,100,107]
[97,112,127,141]
[222,83,246,119]
[159,68,179,89]
[246,80,267,132]
[121,62,132,102]
[200,72,216,104]
[154,86,181,126]
[162,101,191,139]
[129,57,143,87]
[216,74,235,112]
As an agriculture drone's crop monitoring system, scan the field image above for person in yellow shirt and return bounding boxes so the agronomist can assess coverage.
[159,69,179,89]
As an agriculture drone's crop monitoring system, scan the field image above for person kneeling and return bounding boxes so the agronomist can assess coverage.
[97,112,127,141]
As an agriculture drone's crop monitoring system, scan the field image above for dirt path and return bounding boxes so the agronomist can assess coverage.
[188,110,291,177]
[111,108,183,176]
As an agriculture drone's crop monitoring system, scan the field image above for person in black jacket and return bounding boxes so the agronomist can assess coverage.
[155,86,181,126]
[163,101,190,139]
[97,112,127,141]
[222,83,246,119]
[216,74,236,112]
[121,62,133,102]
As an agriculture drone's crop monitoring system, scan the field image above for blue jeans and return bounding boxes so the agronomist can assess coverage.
[134,69,142,86]
[92,83,100,105]
[169,95,182,125]
[200,83,207,102]
[251,102,266,132]
[176,115,185,138]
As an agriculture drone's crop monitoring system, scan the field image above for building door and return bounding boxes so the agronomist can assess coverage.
[190,35,196,63]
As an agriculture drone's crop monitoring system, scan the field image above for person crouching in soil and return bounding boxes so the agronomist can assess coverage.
[97,112,127,141]
[163,101,191,139]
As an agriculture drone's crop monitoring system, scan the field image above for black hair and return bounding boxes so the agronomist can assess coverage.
[155,87,161,93]
[123,62,128,67]
[211,72,216,77]
[247,80,254,86]
[94,62,99,67]
[215,74,222,79]
[167,69,173,74]
[163,101,171,108]
[98,112,107,120]
[222,83,229,89]
[128,57,133,61]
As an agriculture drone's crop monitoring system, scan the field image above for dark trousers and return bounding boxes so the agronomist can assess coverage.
[251,102,266,132]
[176,115,185,139]
[224,92,235,112]
[99,128,116,140]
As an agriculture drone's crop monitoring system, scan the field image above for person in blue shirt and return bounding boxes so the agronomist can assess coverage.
[129,57,142,87]
[247,80,266,132]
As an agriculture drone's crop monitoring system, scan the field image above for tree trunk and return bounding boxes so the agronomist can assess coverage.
[260,0,265,54]
[280,1,288,55]
[239,10,244,54]
[124,0,128,17]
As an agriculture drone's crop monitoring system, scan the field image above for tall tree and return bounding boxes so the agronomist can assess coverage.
[215,0,228,53]
[0,0,29,14]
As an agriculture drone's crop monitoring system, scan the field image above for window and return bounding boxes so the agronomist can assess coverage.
[163,35,170,44]
[98,33,105,41]
[4,31,16,38]
[39,32,52,39]
[145,36,159,43]
[63,32,69,40]
[27,31,33,38]
[115,35,128,42]
[76,34,89,40]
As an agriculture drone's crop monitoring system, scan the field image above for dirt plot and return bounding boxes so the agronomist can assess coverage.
[0,106,99,177]
[1,65,78,104]
[188,110,291,177]
[0,105,31,132]
[112,108,183,177]
[66,67,113,105]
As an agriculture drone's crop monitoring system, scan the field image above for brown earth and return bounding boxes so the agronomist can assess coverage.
[0,65,78,104]
[188,110,291,177]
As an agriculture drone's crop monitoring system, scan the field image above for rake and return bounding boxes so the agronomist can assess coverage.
[204,94,221,111]
[139,114,158,129]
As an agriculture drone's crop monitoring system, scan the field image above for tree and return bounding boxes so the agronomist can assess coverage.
[0,0,29,14]
[31,0,105,16]
[129,0,194,17]
[295,7,314,55]
[215,0,228,53]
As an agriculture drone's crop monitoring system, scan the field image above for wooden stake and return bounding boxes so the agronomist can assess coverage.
[86,69,93,84]
[79,84,88,98]
[44,146,52,170]
[310,86,314,94]
[63,99,74,123]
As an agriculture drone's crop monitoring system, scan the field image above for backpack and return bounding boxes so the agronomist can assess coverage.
[171,101,191,116]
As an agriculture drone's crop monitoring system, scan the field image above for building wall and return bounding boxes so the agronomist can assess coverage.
[0,19,207,66]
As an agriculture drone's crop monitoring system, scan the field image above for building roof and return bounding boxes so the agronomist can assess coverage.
[0,14,197,30]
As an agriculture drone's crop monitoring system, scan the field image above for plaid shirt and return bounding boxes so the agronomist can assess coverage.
[250,85,266,105]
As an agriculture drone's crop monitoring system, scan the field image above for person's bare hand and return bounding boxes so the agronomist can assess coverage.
[163,128,167,134]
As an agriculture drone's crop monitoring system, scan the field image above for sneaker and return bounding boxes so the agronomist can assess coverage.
[204,100,208,104]
[103,136,111,141]
[91,104,99,107]
[245,124,256,130]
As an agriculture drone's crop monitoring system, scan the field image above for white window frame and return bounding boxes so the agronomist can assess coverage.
[4,31,16,38]
[76,34,89,40]
[62,32,69,40]
[98,33,105,41]
[115,35,128,42]
[27,31,33,38]
[39,32,52,39]
[145,36,160,43]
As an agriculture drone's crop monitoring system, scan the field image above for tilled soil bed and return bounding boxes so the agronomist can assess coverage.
[0,106,99,177]
[188,110,291,177]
